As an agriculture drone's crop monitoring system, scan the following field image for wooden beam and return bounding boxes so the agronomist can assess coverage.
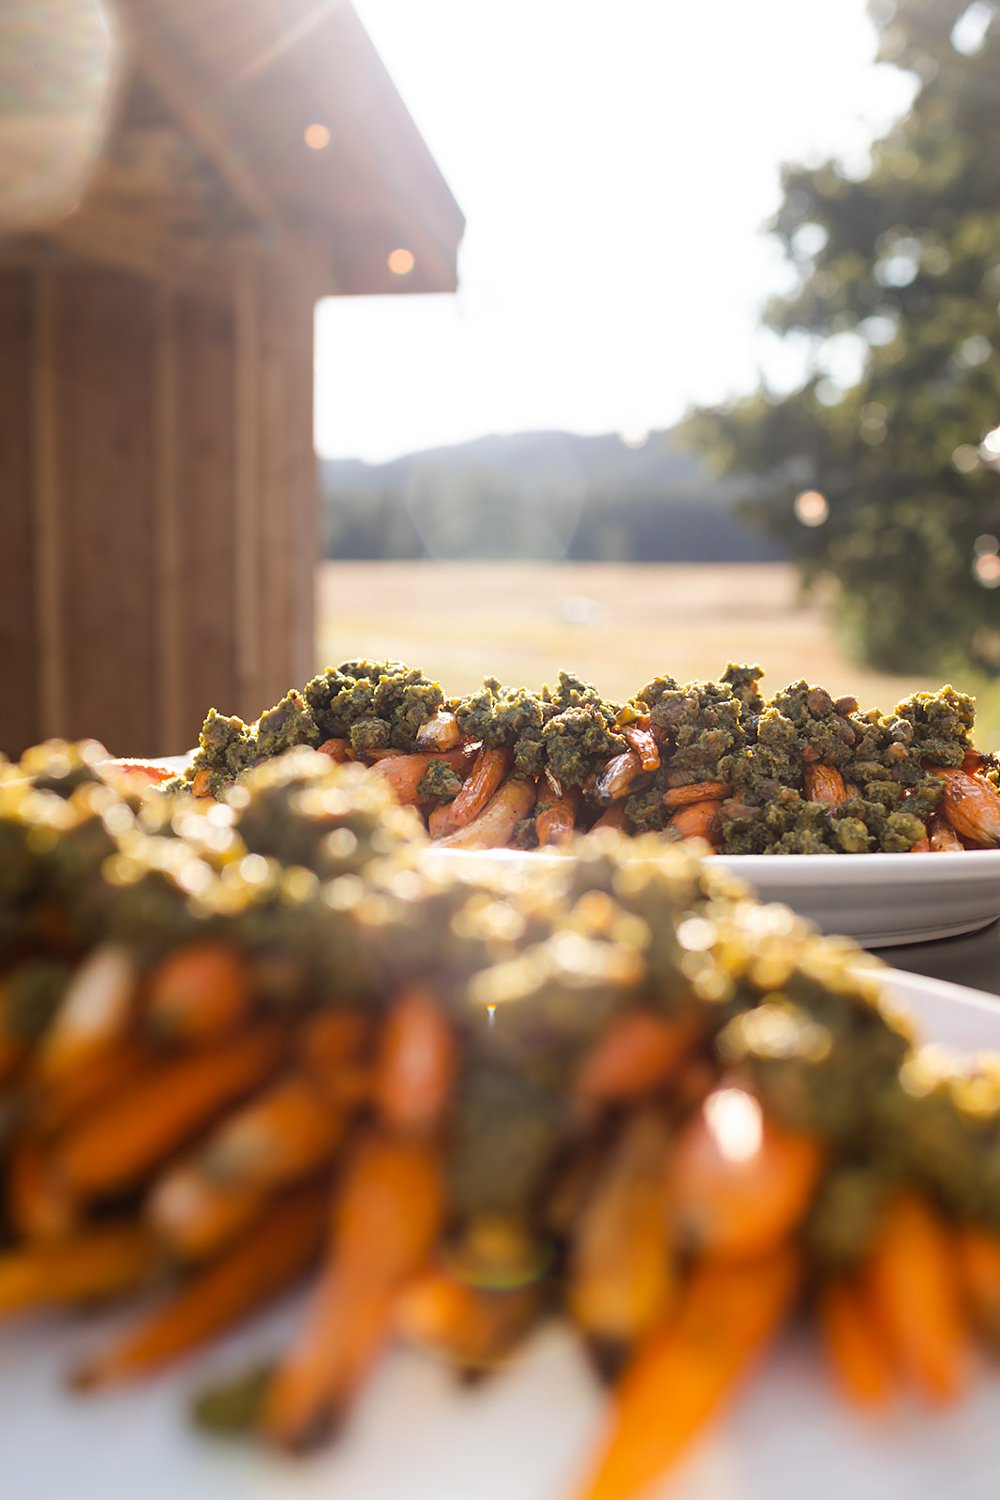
[32,268,65,737]
[153,288,184,750]
[122,15,283,238]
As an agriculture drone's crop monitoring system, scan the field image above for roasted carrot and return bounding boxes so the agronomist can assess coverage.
[263,1133,444,1449]
[662,780,731,809]
[35,945,137,1085]
[536,786,582,847]
[622,725,660,773]
[569,1113,676,1363]
[143,942,252,1045]
[190,768,213,798]
[956,1224,1000,1346]
[397,1270,541,1376]
[667,799,723,847]
[373,988,456,1134]
[591,802,629,834]
[909,836,931,852]
[435,776,537,850]
[819,1278,893,1409]
[575,1248,801,1500]
[573,1010,704,1107]
[74,1184,327,1388]
[56,1026,286,1201]
[317,738,350,762]
[864,1193,969,1403]
[595,750,643,803]
[430,747,511,836]
[929,767,1000,848]
[0,1223,158,1314]
[368,749,467,808]
[665,1083,823,1262]
[803,764,848,805]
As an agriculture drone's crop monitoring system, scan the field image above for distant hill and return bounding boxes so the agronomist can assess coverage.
[320,428,786,563]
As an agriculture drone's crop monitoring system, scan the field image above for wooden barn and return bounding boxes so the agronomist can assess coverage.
[0,0,464,757]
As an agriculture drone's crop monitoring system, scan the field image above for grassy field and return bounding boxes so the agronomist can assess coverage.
[318,560,963,712]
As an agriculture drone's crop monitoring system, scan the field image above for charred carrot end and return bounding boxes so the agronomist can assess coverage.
[662,781,731,810]
[929,768,1000,849]
[263,1134,445,1450]
[0,1223,158,1314]
[415,711,461,752]
[74,1184,328,1389]
[596,750,643,804]
[373,989,456,1133]
[36,945,137,1085]
[666,1083,823,1262]
[575,1248,801,1500]
[668,799,723,847]
[432,747,512,836]
[803,765,848,805]
[573,1010,705,1106]
[865,1193,969,1403]
[57,1026,286,1200]
[956,1224,1000,1347]
[435,777,537,850]
[819,1279,893,1410]
[190,768,213,798]
[144,942,251,1045]
[929,814,963,852]
[622,725,660,773]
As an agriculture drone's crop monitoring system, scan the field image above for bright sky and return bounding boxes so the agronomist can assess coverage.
[315,0,917,463]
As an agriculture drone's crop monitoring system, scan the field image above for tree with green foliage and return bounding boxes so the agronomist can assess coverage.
[684,0,1000,677]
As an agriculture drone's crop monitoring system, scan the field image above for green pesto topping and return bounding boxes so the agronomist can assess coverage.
[417,758,464,803]
[304,661,443,752]
[892,685,975,768]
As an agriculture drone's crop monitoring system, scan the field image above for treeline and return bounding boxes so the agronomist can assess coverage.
[320,429,785,564]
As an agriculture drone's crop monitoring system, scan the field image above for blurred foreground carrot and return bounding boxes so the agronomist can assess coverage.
[36,946,136,1085]
[865,1193,969,1403]
[74,1185,327,1388]
[956,1224,1000,1347]
[573,1010,704,1108]
[263,1133,444,1450]
[56,1027,286,1200]
[397,1270,541,1376]
[373,988,456,1133]
[7,1132,77,1242]
[0,1223,158,1313]
[144,942,252,1045]
[576,1248,801,1500]
[665,1083,822,1261]
[819,1278,893,1409]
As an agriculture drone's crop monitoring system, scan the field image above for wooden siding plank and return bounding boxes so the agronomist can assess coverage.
[153,288,183,751]
[32,268,64,741]
[173,293,238,747]
[0,272,38,755]
[56,270,158,754]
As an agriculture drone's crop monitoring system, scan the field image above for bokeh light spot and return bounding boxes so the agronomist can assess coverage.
[795,490,829,526]
[387,247,416,276]
[304,123,331,150]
